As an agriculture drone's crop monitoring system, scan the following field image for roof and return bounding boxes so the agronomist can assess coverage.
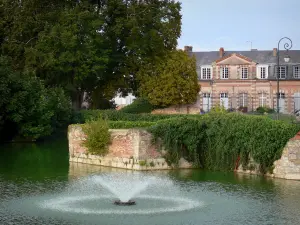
[191,50,300,65]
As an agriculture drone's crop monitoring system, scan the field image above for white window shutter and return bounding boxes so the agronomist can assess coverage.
[256,67,260,79]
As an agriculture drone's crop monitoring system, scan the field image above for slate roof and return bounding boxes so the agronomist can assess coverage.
[191,50,300,66]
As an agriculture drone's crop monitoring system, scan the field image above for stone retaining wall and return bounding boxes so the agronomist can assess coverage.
[151,104,199,115]
[68,125,192,170]
[236,132,300,180]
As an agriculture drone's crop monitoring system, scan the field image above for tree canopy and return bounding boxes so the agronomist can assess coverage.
[0,57,71,141]
[0,0,184,140]
[137,50,199,107]
[1,0,182,109]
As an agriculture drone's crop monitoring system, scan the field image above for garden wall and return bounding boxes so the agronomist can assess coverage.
[236,132,300,180]
[151,104,199,115]
[68,125,192,170]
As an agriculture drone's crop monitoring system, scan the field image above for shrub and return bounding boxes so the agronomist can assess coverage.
[148,117,207,166]
[210,105,227,114]
[75,109,200,123]
[108,121,155,129]
[82,118,110,156]
[148,113,300,172]
[0,57,72,141]
[120,98,154,114]
[256,106,275,114]
[238,106,248,113]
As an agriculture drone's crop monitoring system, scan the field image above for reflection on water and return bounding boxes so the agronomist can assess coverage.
[1,139,300,225]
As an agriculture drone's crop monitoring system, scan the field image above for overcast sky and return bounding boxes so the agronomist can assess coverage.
[177,0,300,51]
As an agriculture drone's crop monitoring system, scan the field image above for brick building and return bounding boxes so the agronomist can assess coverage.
[186,46,300,113]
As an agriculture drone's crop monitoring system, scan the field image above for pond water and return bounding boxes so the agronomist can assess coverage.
[0,138,300,225]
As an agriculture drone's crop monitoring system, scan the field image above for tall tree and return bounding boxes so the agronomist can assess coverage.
[24,3,110,110]
[0,57,71,141]
[137,50,199,107]
[99,0,182,94]
[1,0,182,109]
[1,0,70,69]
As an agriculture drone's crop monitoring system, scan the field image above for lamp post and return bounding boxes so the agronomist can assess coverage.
[209,80,215,111]
[276,37,292,120]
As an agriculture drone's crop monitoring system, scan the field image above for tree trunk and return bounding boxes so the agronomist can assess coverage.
[71,90,83,111]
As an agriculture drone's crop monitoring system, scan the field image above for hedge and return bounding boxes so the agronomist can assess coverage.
[76,110,300,173]
[148,113,300,172]
[73,109,200,123]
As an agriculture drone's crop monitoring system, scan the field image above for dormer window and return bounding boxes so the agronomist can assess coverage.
[257,65,269,79]
[221,67,229,79]
[201,66,212,80]
[241,67,248,79]
[276,66,287,79]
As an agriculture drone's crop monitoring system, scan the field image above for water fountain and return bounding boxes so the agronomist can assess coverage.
[2,171,204,224]
[37,172,202,215]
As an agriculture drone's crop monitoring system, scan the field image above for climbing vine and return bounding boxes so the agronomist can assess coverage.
[148,113,300,172]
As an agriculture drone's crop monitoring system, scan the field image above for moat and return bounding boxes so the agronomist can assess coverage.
[0,138,300,225]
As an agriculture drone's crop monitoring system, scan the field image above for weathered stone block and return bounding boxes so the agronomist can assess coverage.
[68,126,193,171]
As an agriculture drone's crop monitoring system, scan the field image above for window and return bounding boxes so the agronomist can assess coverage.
[239,93,248,107]
[220,93,228,98]
[294,66,300,78]
[220,93,229,109]
[260,67,266,79]
[259,93,267,107]
[257,65,268,79]
[276,66,286,79]
[202,93,211,112]
[201,67,212,79]
[241,67,248,79]
[221,67,229,79]
[278,92,285,99]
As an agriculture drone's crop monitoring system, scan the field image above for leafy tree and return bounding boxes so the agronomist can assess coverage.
[137,50,199,107]
[0,57,71,141]
[1,0,182,110]
[98,0,182,94]
[0,0,70,69]
[24,3,110,110]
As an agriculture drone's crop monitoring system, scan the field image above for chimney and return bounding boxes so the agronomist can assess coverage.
[219,47,224,57]
[273,48,277,57]
[184,46,193,52]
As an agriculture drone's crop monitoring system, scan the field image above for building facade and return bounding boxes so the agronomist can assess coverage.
[188,46,300,113]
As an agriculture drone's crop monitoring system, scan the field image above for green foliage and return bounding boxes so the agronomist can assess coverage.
[0,0,183,141]
[82,118,110,156]
[47,87,72,129]
[139,160,147,166]
[74,109,199,123]
[108,121,155,129]
[102,0,182,92]
[256,106,275,114]
[1,0,182,109]
[120,98,154,114]
[148,118,207,166]
[148,113,299,172]
[0,56,71,141]
[137,50,200,107]
[75,109,299,172]
[209,105,228,114]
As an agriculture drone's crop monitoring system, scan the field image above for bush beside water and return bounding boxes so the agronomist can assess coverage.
[77,110,300,173]
[82,118,110,156]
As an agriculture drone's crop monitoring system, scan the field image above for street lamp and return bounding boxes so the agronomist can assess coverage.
[276,37,292,120]
[209,80,215,111]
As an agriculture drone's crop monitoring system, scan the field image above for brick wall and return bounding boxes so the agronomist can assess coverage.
[151,105,200,114]
[68,125,193,170]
